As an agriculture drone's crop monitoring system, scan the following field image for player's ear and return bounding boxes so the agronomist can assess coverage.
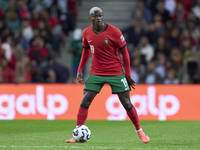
[89,16,92,21]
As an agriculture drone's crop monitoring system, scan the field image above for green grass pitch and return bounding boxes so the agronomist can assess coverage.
[0,120,200,150]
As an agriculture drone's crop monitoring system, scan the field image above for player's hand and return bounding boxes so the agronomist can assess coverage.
[126,77,136,90]
[77,72,84,83]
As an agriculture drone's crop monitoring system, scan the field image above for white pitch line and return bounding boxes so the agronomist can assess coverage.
[1,145,154,149]
[0,145,198,150]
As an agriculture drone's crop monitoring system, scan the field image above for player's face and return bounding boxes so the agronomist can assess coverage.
[89,11,104,28]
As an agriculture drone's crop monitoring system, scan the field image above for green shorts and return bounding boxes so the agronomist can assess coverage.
[84,74,130,94]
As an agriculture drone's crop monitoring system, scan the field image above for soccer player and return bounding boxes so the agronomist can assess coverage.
[66,7,150,144]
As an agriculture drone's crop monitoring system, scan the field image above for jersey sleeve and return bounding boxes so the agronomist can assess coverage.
[78,29,91,72]
[77,48,91,72]
[82,29,90,49]
[115,28,126,49]
[120,46,131,79]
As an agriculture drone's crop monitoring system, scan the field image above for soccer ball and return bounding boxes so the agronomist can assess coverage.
[72,125,91,142]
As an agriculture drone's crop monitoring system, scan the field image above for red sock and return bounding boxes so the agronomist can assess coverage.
[76,107,88,126]
[126,106,141,130]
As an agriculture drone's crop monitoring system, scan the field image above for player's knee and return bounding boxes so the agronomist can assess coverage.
[123,102,133,111]
[81,91,97,108]
[80,103,89,109]
[80,100,90,108]
[80,95,93,108]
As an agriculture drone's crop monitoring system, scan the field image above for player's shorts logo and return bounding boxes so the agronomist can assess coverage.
[104,38,110,47]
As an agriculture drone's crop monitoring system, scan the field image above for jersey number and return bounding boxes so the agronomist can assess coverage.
[90,45,94,53]
[121,78,128,88]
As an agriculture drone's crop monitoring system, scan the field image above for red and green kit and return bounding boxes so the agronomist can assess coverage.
[77,23,131,93]
[78,23,131,77]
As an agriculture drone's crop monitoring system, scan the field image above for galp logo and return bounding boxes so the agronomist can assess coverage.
[0,85,68,120]
[106,86,180,121]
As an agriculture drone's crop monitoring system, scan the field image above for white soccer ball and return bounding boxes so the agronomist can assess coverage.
[72,125,91,142]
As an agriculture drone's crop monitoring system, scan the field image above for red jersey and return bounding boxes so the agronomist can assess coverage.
[79,24,128,76]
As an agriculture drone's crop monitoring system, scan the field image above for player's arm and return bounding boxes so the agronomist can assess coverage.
[116,28,136,89]
[77,47,90,83]
[77,47,91,73]
[115,29,131,79]
[119,46,136,89]
[77,29,90,83]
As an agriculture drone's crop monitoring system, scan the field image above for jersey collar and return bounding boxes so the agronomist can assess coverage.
[92,23,108,34]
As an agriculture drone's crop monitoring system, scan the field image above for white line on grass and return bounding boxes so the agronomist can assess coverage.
[0,145,198,150]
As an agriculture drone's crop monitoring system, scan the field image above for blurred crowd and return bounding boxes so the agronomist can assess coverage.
[0,0,77,83]
[0,0,200,84]
[122,0,200,84]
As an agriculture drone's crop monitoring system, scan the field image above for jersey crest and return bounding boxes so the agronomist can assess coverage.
[104,38,110,47]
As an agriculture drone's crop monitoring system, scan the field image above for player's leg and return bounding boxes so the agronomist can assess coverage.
[117,92,140,129]
[66,75,104,143]
[66,91,97,143]
[77,91,97,125]
[118,92,149,143]
[76,74,104,125]
[107,75,141,129]
[108,75,149,143]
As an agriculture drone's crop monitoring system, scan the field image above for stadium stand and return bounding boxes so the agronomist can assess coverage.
[0,0,200,84]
